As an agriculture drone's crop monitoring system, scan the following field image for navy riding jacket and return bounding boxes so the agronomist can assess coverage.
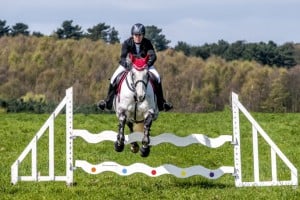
[119,37,157,68]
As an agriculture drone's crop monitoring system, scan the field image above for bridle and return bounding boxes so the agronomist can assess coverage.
[123,53,150,102]
[126,67,149,102]
[122,53,151,122]
[122,67,150,122]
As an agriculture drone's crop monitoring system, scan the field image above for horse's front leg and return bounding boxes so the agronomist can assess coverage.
[140,112,154,157]
[114,112,126,152]
[127,122,140,153]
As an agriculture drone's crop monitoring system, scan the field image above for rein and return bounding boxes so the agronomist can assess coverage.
[119,54,151,123]
[124,68,150,122]
[125,69,149,100]
[125,70,135,92]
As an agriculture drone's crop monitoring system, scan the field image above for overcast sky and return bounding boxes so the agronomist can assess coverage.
[1,0,299,46]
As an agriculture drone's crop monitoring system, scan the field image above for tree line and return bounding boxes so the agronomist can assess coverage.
[175,40,297,68]
[0,19,170,51]
[1,35,300,113]
[1,19,300,68]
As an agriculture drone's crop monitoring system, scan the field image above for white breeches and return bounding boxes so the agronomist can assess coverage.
[110,65,161,84]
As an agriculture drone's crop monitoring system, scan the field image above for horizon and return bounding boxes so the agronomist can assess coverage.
[1,0,300,46]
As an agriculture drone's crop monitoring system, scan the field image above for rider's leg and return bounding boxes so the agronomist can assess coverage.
[98,83,115,110]
[155,81,173,111]
[148,66,173,111]
[98,65,126,110]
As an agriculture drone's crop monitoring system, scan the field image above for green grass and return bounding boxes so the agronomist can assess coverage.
[1,110,300,199]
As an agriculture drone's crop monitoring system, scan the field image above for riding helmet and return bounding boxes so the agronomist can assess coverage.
[131,23,146,35]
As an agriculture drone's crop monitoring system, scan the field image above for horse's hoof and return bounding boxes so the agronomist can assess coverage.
[140,146,150,157]
[142,136,150,146]
[130,142,139,153]
[114,141,124,152]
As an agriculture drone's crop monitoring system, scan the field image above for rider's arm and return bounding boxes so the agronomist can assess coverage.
[147,49,156,66]
[119,39,131,68]
[145,39,157,66]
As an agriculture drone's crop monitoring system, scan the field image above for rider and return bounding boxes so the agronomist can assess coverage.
[98,23,173,112]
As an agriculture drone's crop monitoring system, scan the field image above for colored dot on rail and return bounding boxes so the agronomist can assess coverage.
[91,167,96,173]
[151,170,157,175]
[209,172,214,177]
[181,171,186,176]
[122,168,127,174]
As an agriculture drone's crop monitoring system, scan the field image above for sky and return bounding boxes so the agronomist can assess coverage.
[1,0,299,47]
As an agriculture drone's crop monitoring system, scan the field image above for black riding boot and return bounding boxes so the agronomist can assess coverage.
[155,82,173,112]
[98,83,115,110]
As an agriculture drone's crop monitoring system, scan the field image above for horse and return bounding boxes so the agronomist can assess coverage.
[113,54,159,157]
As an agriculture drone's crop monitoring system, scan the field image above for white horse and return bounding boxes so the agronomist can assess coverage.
[113,54,159,157]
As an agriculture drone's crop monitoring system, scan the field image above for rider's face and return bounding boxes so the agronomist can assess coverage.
[133,34,143,43]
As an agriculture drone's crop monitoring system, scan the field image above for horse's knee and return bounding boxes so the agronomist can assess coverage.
[118,112,127,135]
[144,112,154,130]
[118,112,126,123]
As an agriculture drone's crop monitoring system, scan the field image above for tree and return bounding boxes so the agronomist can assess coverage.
[294,43,300,65]
[277,42,296,68]
[32,31,44,37]
[86,23,110,41]
[174,41,191,56]
[55,20,83,40]
[11,23,29,36]
[145,25,170,51]
[263,68,289,112]
[210,40,229,56]
[256,41,277,66]
[0,20,10,37]
[191,44,211,60]
[108,27,120,44]
[240,67,272,111]
[86,23,120,44]
[223,40,246,61]
[287,66,300,112]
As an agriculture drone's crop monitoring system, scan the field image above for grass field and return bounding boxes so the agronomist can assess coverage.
[1,109,300,199]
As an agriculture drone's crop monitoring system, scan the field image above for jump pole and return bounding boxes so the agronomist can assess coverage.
[11,87,298,187]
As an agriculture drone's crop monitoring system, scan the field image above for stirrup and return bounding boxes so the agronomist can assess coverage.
[97,100,106,110]
[163,102,173,111]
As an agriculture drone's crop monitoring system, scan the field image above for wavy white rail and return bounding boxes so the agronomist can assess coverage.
[75,161,234,179]
[73,129,232,148]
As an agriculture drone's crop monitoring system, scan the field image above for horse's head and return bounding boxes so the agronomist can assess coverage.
[129,54,150,102]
